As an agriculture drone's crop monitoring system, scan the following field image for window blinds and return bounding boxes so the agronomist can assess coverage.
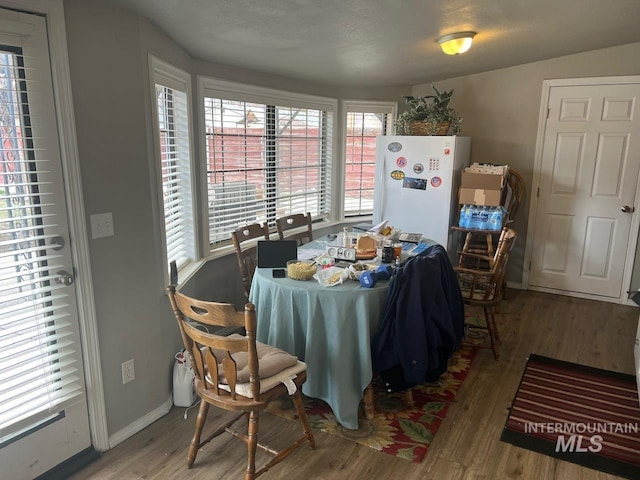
[155,83,195,270]
[203,97,332,244]
[0,48,82,439]
[344,111,390,216]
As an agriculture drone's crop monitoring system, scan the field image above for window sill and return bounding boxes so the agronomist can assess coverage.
[202,217,374,262]
[175,258,207,290]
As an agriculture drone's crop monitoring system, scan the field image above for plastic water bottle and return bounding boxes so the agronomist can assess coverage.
[489,207,503,231]
[476,205,486,230]
[459,205,469,228]
[464,205,475,229]
[479,206,489,230]
[497,207,504,229]
[473,206,481,230]
[468,205,479,230]
[481,206,493,230]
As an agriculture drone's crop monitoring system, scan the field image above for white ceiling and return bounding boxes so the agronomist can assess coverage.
[105,0,640,88]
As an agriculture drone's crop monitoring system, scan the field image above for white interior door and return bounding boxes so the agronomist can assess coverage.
[0,9,92,479]
[635,317,640,406]
[529,81,640,299]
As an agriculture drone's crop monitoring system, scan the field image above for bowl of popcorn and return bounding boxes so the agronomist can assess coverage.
[286,260,317,280]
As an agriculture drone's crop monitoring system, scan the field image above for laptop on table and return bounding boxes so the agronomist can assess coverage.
[257,240,298,268]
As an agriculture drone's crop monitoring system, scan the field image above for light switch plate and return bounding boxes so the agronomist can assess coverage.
[90,212,114,239]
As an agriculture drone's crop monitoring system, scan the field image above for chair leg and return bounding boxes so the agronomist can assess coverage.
[291,390,316,448]
[245,410,259,480]
[404,389,414,408]
[363,383,375,419]
[484,306,500,360]
[187,400,209,468]
[492,306,501,343]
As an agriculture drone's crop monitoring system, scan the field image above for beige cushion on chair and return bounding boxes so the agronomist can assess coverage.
[217,361,307,398]
[205,334,307,398]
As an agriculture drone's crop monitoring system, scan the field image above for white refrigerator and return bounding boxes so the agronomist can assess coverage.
[373,136,471,250]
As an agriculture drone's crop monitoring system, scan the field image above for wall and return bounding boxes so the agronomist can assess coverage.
[412,42,640,285]
[63,1,180,440]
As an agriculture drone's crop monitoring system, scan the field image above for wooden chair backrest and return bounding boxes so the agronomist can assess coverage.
[231,222,270,298]
[455,227,517,302]
[457,225,515,270]
[491,227,517,289]
[166,285,260,402]
[275,212,313,245]
[502,169,526,223]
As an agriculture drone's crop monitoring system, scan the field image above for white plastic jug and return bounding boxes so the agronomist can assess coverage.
[173,349,196,407]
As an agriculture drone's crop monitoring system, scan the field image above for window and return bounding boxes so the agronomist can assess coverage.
[343,101,396,217]
[200,79,336,247]
[150,57,196,278]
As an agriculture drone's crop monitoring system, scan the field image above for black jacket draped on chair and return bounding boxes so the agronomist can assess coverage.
[371,244,465,392]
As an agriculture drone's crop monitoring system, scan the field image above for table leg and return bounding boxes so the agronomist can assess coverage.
[363,383,375,419]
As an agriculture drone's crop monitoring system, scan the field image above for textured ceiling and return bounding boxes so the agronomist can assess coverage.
[104,0,640,87]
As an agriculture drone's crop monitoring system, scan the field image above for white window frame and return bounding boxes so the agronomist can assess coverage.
[198,77,338,255]
[149,56,199,286]
[341,100,396,218]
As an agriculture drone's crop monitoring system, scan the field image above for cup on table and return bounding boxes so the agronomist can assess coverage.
[381,245,394,263]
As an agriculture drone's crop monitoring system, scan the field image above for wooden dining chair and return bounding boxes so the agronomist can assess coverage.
[166,285,315,480]
[454,227,517,360]
[453,168,524,296]
[275,212,313,245]
[502,169,526,225]
[232,223,270,298]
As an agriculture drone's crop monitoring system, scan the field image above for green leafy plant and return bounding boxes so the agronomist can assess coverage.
[395,84,462,135]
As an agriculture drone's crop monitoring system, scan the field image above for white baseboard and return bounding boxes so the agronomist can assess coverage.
[108,394,173,449]
[506,280,523,290]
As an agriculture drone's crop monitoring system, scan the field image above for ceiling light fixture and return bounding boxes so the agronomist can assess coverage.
[437,32,476,55]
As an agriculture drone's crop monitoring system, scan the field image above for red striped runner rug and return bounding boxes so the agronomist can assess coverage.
[501,354,640,479]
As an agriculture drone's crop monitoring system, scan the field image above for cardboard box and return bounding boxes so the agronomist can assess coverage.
[461,171,505,190]
[460,170,505,206]
[459,187,502,206]
[465,163,509,176]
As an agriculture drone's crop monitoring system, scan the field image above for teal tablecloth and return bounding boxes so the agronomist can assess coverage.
[248,242,388,429]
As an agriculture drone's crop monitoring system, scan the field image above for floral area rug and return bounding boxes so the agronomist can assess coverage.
[266,343,479,462]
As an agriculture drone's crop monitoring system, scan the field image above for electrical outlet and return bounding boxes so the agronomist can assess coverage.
[90,212,114,239]
[122,359,135,384]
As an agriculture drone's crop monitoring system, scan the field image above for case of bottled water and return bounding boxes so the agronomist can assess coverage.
[458,205,505,231]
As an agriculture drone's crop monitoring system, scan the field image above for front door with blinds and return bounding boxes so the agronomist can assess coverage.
[0,9,91,479]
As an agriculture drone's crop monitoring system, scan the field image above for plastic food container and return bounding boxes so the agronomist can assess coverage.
[286,260,317,280]
[313,266,347,287]
[347,262,378,280]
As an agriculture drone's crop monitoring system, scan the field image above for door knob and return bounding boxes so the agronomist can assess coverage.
[55,270,75,286]
[50,235,65,250]
[621,205,635,213]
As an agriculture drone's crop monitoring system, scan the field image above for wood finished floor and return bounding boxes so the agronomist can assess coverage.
[69,290,638,480]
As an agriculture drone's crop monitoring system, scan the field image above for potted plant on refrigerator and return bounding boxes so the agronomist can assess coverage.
[395,84,462,136]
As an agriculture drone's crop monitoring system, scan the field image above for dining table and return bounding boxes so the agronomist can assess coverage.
[248,237,390,430]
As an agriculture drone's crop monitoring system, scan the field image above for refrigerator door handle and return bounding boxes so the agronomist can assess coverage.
[378,156,386,219]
